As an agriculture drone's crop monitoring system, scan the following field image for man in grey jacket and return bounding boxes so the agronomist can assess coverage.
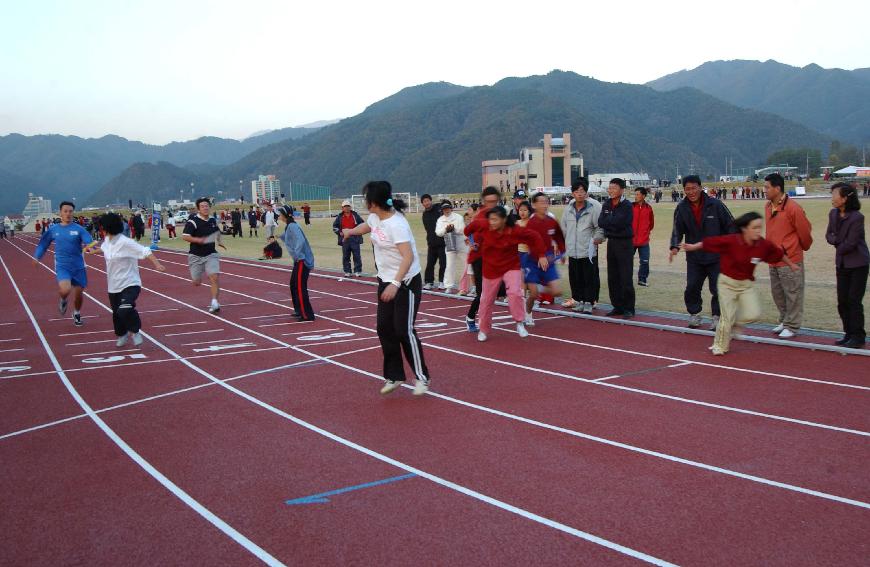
[560,179,605,313]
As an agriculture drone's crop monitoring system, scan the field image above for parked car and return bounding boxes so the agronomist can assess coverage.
[173,210,191,224]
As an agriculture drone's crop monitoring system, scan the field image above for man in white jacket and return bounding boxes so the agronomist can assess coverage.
[560,179,605,313]
[434,201,468,293]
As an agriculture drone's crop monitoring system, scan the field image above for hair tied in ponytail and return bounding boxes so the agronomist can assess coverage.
[386,198,393,206]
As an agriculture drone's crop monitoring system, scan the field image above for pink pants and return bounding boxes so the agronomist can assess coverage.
[458,263,472,293]
[479,269,525,334]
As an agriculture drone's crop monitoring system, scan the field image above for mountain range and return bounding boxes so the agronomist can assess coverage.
[2,59,867,214]
[647,59,870,144]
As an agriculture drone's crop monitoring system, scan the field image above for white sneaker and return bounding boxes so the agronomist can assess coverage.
[516,322,529,338]
[413,379,429,396]
[688,314,702,328]
[778,328,796,339]
[380,380,403,395]
[423,283,434,290]
[131,332,143,346]
[524,313,535,327]
[772,323,785,334]
[582,303,593,314]
[477,331,488,342]
[436,281,445,290]
[116,335,128,347]
[344,272,352,277]
[208,302,221,313]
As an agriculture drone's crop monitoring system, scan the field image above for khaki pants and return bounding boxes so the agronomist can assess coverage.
[712,274,762,354]
[769,263,805,331]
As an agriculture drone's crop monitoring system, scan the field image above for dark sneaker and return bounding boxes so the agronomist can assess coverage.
[623,311,635,319]
[465,317,479,333]
[73,313,84,327]
[637,280,648,287]
[605,309,624,317]
[59,298,68,315]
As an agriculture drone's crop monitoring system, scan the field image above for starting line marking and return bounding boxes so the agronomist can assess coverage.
[58,330,114,337]
[138,308,180,314]
[48,315,99,322]
[241,314,295,320]
[0,348,24,354]
[0,338,23,343]
[319,307,369,313]
[152,322,207,328]
[181,338,249,347]
[65,339,117,347]
[164,329,223,337]
[74,348,141,358]
[281,328,339,336]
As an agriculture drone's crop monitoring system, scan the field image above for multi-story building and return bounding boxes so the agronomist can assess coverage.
[251,175,281,204]
[483,133,584,194]
[21,193,53,219]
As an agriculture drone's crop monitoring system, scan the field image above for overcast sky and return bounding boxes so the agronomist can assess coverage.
[1,0,865,145]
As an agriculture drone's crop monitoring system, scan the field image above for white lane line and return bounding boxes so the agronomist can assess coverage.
[280,328,339,336]
[0,338,23,343]
[66,339,117,347]
[218,302,252,307]
[0,253,285,566]
[0,322,16,326]
[152,321,207,328]
[258,321,312,328]
[319,307,369,313]
[0,348,24,354]
[344,314,377,319]
[346,291,374,296]
[241,314,295,320]
[74,348,140,358]
[164,329,223,337]
[120,260,870,510]
[0,359,28,365]
[59,330,114,337]
[48,315,99,322]
[181,338,249,347]
[424,305,471,311]
[139,308,180,314]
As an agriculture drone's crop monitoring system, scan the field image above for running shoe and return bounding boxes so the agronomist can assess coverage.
[132,332,143,346]
[637,280,649,287]
[465,317,478,333]
[582,303,593,314]
[115,335,128,347]
[477,331,488,342]
[344,272,352,277]
[778,328,796,339]
[516,322,529,338]
[688,314,702,328]
[523,313,535,327]
[423,283,434,290]
[710,316,720,331]
[413,378,429,396]
[73,313,83,327]
[380,380,403,395]
[59,298,68,315]
[771,323,785,334]
[208,302,221,314]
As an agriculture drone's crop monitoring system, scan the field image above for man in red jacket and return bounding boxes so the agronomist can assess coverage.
[632,187,655,286]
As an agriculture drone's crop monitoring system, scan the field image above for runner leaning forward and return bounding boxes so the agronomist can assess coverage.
[33,200,93,326]
[182,197,225,313]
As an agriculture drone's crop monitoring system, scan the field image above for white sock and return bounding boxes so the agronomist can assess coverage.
[211,299,219,306]
[73,310,80,315]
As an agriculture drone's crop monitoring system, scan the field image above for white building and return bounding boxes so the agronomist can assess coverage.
[251,175,281,204]
[21,193,53,219]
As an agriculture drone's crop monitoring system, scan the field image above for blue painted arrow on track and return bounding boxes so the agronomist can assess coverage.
[285,473,417,505]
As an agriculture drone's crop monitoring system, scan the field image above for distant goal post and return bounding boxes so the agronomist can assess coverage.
[350,192,417,213]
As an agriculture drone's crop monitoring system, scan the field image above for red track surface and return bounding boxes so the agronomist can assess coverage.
[1,235,868,566]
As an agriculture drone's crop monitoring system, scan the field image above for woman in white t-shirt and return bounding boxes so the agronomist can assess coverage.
[342,181,430,396]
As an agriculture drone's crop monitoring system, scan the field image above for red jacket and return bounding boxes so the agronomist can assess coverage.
[464,207,493,264]
[526,214,566,257]
[632,202,654,247]
[466,217,545,278]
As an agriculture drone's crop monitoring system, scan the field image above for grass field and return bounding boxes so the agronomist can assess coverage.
[156,196,869,333]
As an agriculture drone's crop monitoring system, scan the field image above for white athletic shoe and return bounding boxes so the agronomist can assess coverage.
[116,335,128,347]
[516,322,529,338]
[523,313,535,327]
[772,323,785,334]
[208,302,221,314]
[413,379,429,396]
[131,332,143,346]
[344,272,352,277]
[477,331,488,342]
[380,380,403,395]
[582,303,593,314]
[688,314,702,328]
[423,283,434,290]
[778,328,796,339]
[711,347,726,356]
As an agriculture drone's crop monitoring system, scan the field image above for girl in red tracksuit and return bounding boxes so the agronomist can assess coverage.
[632,187,655,286]
[465,205,545,342]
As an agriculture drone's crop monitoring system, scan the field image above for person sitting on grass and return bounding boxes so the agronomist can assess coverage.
[681,211,797,356]
[261,236,283,260]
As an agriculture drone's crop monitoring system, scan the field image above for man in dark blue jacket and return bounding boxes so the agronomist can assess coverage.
[668,175,735,329]
[599,178,635,318]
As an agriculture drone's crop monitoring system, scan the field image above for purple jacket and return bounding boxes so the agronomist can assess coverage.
[826,209,870,269]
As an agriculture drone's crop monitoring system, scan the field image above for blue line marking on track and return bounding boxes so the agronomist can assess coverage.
[285,473,417,505]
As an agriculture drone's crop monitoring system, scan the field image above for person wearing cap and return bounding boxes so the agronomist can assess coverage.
[332,200,365,277]
[421,194,446,289]
[435,200,468,293]
[277,205,316,321]
[508,189,528,223]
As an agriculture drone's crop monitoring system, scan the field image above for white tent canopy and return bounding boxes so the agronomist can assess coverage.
[835,165,858,175]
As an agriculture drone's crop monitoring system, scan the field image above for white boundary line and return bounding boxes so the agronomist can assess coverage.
[3,242,673,565]
[65,339,117,347]
[73,348,140,358]
[181,338,249,347]
[139,308,180,314]
[0,253,285,566]
[153,322,208,328]
[164,329,224,337]
[0,338,23,343]
[0,348,24,354]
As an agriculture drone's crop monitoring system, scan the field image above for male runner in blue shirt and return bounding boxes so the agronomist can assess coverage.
[33,201,93,326]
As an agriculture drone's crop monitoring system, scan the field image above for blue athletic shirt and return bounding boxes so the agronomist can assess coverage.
[34,223,92,269]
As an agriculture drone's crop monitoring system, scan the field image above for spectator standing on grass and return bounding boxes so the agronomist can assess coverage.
[669,175,735,330]
[598,178,635,318]
[231,208,243,238]
[435,200,468,294]
[560,179,604,313]
[421,193,446,290]
[764,173,813,339]
[463,187,502,332]
[277,205,315,321]
[826,182,868,348]
[632,187,654,287]
[332,199,364,277]
[302,203,311,225]
[682,212,796,355]
[248,207,259,237]
[165,214,176,239]
[263,203,277,238]
[341,181,430,396]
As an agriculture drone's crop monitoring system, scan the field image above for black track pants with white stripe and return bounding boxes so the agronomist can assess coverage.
[376,274,430,383]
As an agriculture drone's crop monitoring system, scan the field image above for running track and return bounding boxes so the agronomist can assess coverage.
[1,235,868,566]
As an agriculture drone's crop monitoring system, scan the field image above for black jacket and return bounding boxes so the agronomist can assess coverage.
[598,198,634,240]
[332,210,364,245]
[669,195,735,264]
[422,206,445,247]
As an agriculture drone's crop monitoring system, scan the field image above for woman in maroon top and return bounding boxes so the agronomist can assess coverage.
[683,212,797,355]
[466,206,545,342]
[826,182,869,348]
